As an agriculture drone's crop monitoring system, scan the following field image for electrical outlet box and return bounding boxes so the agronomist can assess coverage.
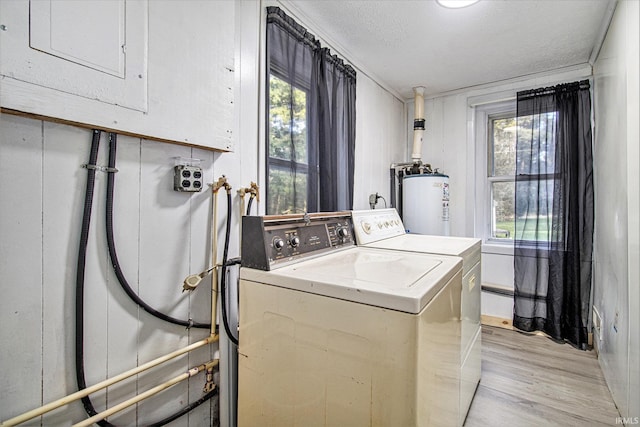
[174,165,203,192]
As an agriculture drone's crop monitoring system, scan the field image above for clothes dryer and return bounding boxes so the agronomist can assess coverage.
[238,212,463,427]
[352,208,482,426]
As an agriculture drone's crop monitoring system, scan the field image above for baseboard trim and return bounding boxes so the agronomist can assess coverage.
[481,315,513,330]
[481,315,552,338]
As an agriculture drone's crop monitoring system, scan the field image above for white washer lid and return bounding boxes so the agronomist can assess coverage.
[365,234,481,274]
[240,246,462,314]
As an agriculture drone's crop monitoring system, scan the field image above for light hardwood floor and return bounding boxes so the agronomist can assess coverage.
[464,326,621,426]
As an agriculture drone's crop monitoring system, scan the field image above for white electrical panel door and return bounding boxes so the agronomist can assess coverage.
[2,0,147,112]
[31,1,126,78]
[0,1,235,151]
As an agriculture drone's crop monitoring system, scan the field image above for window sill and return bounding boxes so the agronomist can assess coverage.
[481,240,514,256]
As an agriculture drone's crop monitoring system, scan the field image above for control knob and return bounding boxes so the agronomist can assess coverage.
[273,238,285,250]
[337,227,349,238]
[290,235,300,247]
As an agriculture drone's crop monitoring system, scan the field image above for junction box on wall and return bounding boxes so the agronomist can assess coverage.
[173,157,203,192]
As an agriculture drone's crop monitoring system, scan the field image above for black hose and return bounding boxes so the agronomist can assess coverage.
[75,129,114,426]
[75,130,216,425]
[105,133,210,329]
[246,195,254,216]
[389,168,396,209]
[220,191,239,346]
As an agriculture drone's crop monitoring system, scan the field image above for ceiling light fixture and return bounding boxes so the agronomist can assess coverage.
[436,0,480,8]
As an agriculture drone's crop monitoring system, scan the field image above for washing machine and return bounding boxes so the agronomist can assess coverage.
[351,208,481,426]
[238,212,463,426]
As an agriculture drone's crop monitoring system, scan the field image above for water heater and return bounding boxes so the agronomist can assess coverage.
[402,173,450,236]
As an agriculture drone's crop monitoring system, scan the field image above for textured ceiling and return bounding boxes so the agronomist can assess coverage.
[282,0,614,99]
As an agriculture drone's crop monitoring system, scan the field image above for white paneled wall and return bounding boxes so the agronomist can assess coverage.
[593,0,640,420]
[0,114,217,425]
[353,75,406,210]
[0,114,44,420]
[0,1,263,424]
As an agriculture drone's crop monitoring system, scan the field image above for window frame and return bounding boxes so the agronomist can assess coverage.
[487,111,517,242]
[476,100,560,247]
[265,66,318,214]
[474,100,516,247]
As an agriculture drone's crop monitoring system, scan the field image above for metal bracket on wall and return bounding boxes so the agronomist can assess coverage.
[82,163,119,173]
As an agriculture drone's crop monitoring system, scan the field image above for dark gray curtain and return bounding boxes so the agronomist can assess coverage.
[266,7,356,212]
[266,7,317,212]
[513,80,594,349]
[315,48,357,211]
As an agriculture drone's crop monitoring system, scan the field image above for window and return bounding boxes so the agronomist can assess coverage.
[265,7,356,214]
[485,108,557,242]
[488,113,517,240]
[266,73,316,214]
[513,111,557,242]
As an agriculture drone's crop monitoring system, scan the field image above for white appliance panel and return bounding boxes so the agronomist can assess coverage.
[240,246,461,314]
[461,261,482,356]
[238,270,462,427]
[460,328,482,425]
[351,208,482,426]
[238,212,463,426]
[367,235,481,275]
[351,208,405,244]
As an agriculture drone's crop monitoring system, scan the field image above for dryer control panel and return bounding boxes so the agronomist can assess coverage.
[242,212,355,270]
[351,208,406,245]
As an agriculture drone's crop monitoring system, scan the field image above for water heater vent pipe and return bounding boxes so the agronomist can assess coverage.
[411,86,426,163]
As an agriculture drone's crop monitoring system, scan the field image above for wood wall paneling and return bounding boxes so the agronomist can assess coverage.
[592,0,638,419]
[135,140,193,425]
[353,75,406,210]
[186,147,217,426]
[0,115,218,424]
[41,122,102,424]
[105,133,144,425]
[0,114,44,420]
